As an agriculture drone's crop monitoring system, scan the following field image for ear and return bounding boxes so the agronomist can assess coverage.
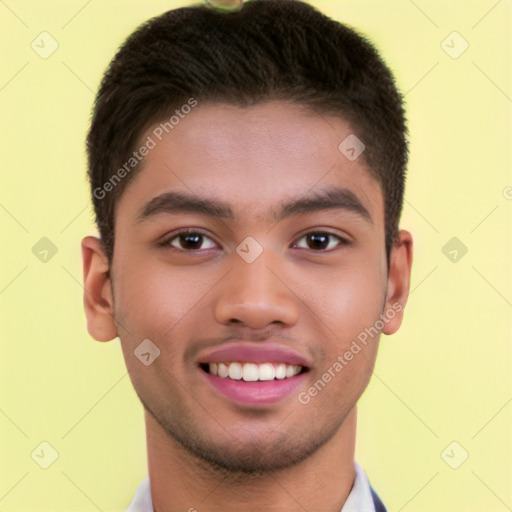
[81,236,118,341]
[382,230,413,335]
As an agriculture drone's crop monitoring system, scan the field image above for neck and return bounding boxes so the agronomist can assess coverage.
[145,406,357,512]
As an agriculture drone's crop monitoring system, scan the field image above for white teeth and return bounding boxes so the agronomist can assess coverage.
[228,362,243,380]
[206,362,303,381]
[242,363,259,381]
[275,363,286,379]
[258,363,275,381]
[217,362,229,378]
[285,365,296,378]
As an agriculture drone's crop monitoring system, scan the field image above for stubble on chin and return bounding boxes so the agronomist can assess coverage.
[141,393,351,483]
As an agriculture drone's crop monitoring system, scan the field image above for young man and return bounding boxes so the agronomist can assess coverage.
[81,1,413,510]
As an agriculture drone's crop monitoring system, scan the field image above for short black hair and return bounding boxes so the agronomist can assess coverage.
[86,0,408,266]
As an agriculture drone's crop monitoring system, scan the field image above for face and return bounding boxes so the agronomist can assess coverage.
[84,101,410,474]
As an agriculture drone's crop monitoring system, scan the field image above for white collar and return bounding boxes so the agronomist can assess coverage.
[125,461,377,511]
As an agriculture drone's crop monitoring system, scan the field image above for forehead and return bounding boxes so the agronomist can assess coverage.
[115,101,384,229]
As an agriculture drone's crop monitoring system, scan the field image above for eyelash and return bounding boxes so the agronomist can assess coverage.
[158,229,351,253]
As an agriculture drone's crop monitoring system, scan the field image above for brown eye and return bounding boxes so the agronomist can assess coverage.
[294,232,347,252]
[162,231,217,251]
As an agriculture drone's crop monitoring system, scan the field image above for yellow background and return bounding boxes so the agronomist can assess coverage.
[1,1,511,510]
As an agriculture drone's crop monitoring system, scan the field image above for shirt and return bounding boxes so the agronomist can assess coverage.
[125,461,387,512]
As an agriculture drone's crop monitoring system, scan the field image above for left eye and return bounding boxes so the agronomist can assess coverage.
[293,232,347,251]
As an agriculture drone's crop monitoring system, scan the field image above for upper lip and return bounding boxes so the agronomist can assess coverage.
[197,342,312,368]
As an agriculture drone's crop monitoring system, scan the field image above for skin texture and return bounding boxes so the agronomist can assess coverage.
[82,101,413,512]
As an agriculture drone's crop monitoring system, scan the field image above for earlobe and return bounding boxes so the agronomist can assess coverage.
[382,230,413,336]
[81,236,118,342]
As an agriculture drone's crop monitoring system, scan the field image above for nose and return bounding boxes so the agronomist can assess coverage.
[214,247,300,329]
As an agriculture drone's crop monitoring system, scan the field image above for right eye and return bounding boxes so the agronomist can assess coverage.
[159,230,218,252]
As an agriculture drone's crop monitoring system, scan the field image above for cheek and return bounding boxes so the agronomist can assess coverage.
[302,269,384,408]
[300,261,385,390]
[112,262,201,390]
[304,263,385,333]
[113,257,213,341]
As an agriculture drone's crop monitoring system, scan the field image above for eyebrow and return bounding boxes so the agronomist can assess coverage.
[135,186,373,225]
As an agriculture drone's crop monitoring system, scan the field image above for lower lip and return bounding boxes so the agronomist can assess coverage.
[200,368,308,405]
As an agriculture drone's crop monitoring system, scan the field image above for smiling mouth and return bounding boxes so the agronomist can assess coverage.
[199,362,309,382]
